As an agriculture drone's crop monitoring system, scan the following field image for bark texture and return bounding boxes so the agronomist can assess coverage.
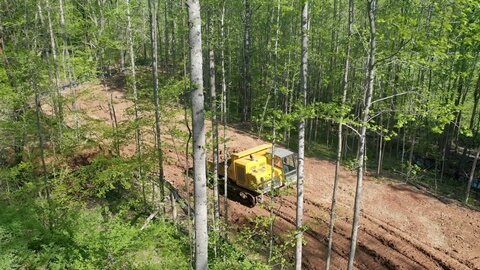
[186,1,208,269]
[295,1,308,269]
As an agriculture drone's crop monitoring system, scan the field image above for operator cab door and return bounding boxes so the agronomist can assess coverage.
[282,154,297,185]
[267,147,297,186]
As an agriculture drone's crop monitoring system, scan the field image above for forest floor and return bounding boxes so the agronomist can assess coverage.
[55,80,480,270]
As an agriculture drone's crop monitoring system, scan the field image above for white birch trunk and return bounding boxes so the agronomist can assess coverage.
[210,18,219,232]
[186,1,208,269]
[295,1,308,269]
[209,16,220,257]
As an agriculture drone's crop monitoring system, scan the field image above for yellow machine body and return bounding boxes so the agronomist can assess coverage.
[217,144,296,194]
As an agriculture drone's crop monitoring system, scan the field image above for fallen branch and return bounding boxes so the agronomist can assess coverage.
[141,211,159,230]
[149,178,194,217]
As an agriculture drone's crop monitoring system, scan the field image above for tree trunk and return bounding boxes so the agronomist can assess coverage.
[376,113,387,177]
[0,23,4,56]
[348,0,376,268]
[32,77,52,231]
[220,1,229,239]
[164,0,169,72]
[465,145,480,204]
[126,0,146,209]
[45,0,62,121]
[407,126,417,181]
[59,0,79,139]
[269,0,281,264]
[149,0,165,210]
[326,0,353,268]
[186,1,208,269]
[209,15,220,255]
[295,2,308,269]
[242,0,251,122]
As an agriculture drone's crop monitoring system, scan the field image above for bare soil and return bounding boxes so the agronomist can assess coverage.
[60,83,480,270]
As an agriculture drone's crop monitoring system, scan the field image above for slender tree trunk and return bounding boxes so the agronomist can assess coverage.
[126,0,146,209]
[59,0,73,83]
[295,2,308,269]
[164,0,169,72]
[465,145,480,204]
[326,0,353,268]
[170,1,177,74]
[407,126,417,181]
[220,1,229,239]
[327,0,339,102]
[469,73,480,130]
[348,0,376,268]
[0,23,4,56]
[45,0,63,127]
[242,0,251,122]
[37,1,61,160]
[27,6,53,228]
[32,78,52,231]
[376,113,386,177]
[186,1,208,269]
[58,0,79,139]
[149,0,165,211]
[460,73,480,190]
[269,0,281,264]
[108,92,121,156]
[209,16,220,256]
[284,51,293,144]
[182,23,194,263]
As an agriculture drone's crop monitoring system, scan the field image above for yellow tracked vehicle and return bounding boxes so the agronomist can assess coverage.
[210,143,297,207]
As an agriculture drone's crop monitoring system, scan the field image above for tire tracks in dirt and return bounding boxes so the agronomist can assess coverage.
[361,213,474,270]
[272,196,387,269]
[269,193,473,270]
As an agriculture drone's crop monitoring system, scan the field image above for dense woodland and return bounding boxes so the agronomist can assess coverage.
[1,0,480,269]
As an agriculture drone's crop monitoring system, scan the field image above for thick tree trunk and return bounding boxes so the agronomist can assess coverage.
[348,0,376,268]
[186,1,208,269]
[295,2,308,269]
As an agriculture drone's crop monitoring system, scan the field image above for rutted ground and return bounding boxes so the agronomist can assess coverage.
[62,83,480,270]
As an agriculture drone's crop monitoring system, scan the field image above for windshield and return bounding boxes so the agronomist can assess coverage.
[282,155,296,174]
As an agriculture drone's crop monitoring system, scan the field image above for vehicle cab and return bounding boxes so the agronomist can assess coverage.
[266,147,297,186]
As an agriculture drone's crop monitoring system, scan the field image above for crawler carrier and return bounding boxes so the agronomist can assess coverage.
[209,144,297,207]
